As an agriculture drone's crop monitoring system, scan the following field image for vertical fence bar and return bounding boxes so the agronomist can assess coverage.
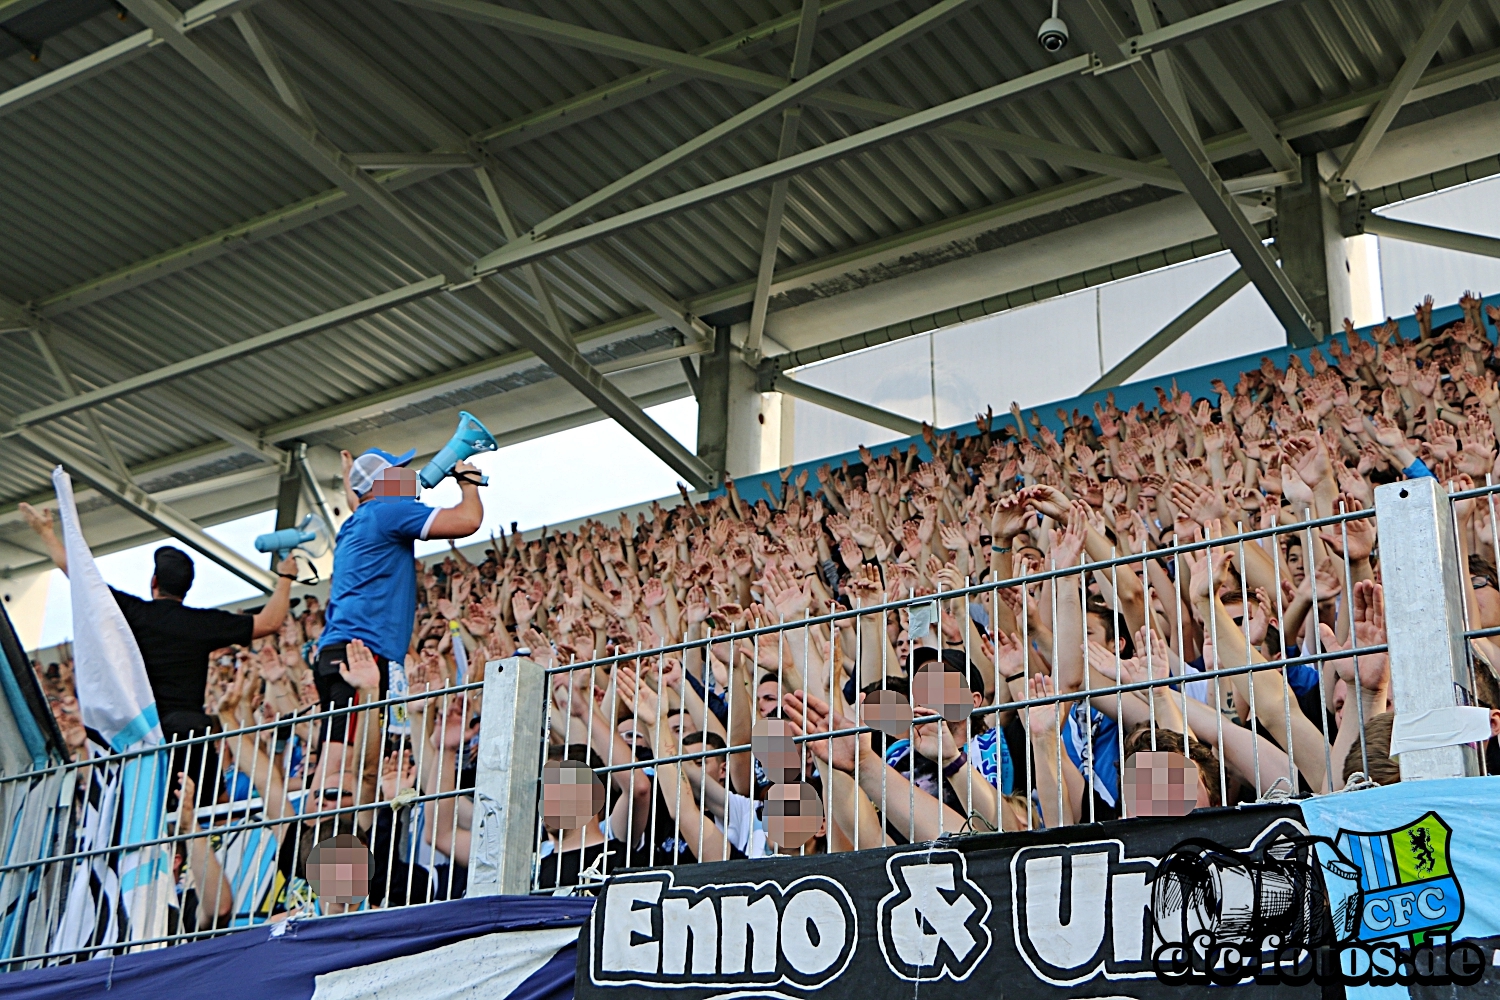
[1373,479,1483,780]
[468,657,546,896]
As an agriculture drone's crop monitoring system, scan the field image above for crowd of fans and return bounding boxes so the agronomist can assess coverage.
[30,294,1500,909]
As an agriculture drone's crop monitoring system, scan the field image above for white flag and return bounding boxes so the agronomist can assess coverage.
[50,467,173,957]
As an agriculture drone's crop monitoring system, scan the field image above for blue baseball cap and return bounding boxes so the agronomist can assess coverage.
[364,447,416,467]
[349,447,418,496]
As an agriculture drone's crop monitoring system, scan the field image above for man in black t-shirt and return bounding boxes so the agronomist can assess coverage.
[20,504,296,738]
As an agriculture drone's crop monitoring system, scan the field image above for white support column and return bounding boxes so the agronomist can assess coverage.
[468,657,546,897]
[1373,478,1483,780]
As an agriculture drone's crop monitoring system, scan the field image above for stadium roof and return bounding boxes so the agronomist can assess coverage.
[0,0,1498,590]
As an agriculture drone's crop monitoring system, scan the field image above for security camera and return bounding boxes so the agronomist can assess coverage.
[1038,0,1068,51]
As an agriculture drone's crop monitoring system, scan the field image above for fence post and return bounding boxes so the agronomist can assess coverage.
[467,657,546,896]
[1373,478,1482,780]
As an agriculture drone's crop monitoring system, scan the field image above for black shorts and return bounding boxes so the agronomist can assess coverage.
[161,709,220,809]
[314,642,390,744]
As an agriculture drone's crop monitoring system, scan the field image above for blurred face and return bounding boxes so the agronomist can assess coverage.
[307,834,370,904]
[1123,750,1211,816]
[369,466,418,501]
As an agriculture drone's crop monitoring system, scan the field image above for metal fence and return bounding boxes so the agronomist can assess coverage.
[0,476,1493,967]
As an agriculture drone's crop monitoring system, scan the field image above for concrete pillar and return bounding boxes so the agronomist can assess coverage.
[725,357,765,479]
[1275,154,1351,347]
[696,328,776,483]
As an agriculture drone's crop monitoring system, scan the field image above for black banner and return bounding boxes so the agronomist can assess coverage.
[576,803,1323,1000]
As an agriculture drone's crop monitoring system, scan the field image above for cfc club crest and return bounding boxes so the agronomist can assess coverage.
[1335,811,1463,949]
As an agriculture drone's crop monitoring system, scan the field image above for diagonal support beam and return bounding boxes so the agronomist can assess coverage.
[1156,0,1296,173]
[1332,0,1469,189]
[466,280,715,487]
[120,0,467,280]
[232,10,314,123]
[1075,0,1317,341]
[769,372,924,437]
[1087,267,1249,391]
[745,0,820,361]
[488,0,982,243]
[29,329,135,484]
[13,426,277,592]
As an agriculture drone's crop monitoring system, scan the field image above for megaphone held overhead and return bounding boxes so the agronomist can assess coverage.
[254,513,333,561]
[419,410,498,489]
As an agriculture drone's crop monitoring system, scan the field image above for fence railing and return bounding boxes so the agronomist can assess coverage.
[1,478,1493,967]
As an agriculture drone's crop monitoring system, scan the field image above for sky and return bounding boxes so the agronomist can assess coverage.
[32,397,698,649]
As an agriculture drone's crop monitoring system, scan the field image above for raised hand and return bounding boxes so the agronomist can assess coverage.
[1318,580,1389,692]
[339,639,381,695]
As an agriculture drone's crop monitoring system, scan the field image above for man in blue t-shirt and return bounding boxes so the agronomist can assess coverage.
[315,447,484,742]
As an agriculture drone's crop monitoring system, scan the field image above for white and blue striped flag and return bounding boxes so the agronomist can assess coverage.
[48,467,173,958]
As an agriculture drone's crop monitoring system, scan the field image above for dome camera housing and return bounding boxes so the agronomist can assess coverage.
[1037,16,1068,51]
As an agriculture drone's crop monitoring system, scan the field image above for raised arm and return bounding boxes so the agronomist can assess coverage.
[426,460,485,539]
[18,504,67,575]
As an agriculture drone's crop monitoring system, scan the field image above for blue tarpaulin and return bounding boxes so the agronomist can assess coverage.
[1,894,593,1000]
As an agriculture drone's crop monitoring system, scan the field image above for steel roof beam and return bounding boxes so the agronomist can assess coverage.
[121,0,713,491]
[29,329,135,484]
[265,3,713,347]
[744,0,820,362]
[1331,0,1470,190]
[471,0,909,149]
[1075,0,1316,341]
[232,9,313,123]
[488,0,983,243]
[32,0,1467,322]
[119,0,471,279]
[0,0,262,119]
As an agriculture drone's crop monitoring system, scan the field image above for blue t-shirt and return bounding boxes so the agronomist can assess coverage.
[320,498,438,663]
[1063,703,1121,808]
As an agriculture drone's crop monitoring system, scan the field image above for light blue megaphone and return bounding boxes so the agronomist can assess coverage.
[418,411,498,489]
[254,514,332,560]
